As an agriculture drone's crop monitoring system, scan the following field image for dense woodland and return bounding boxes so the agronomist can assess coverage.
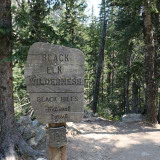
[0,0,160,159]
[11,0,160,122]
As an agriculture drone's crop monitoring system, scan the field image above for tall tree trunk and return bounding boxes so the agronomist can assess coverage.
[101,67,104,107]
[106,50,112,103]
[92,6,107,113]
[143,0,157,123]
[111,51,115,105]
[123,84,126,114]
[0,1,16,158]
[154,0,160,124]
[158,97,160,124]
[125,42,133,113]
[132,79,139,113]
[125,78,130,113]
[107,64,111,104]
[0,1,43,159]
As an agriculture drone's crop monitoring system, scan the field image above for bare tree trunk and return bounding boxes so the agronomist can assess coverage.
[107,63,111,104]
[111,51,115,104]
[143,0,157,123]
[154,0,160,124]
[125,76,130,113]
[132,80,139,113]
[101,67,104,107]
[0,1,44,159]
[158,97,160,124]
[88,70,92,104]
[125,42,133,113]
[123,84,126,114]
[0,1,16,158]
[92,7,107,113]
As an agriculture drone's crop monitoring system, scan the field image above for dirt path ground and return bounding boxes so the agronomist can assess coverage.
[37,117,160,160]
[67,117,160,160]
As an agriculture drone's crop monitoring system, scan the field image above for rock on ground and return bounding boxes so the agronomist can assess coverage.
[17,116,46,146]
[36,158,47,160]
[122,113,144,122]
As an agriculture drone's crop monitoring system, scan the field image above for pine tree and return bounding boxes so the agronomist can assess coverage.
[0,0,43,159]
[143,0,157,123]
[0,0,15,158]
[84,7,100,106]
[92,0,107,113]
[13,0,55,62]
[57,0,87,47]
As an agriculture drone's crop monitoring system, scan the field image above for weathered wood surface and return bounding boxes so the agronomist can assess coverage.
[24,42,84,123]
[48,146,66,160]
[47,126,67,147]
[48,123,67,160]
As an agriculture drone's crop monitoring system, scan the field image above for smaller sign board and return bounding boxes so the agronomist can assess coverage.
[47,126,67,147]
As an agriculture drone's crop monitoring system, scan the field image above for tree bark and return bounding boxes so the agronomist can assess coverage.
[107,63,111,104]
[0,1,44,159]
[111,51,115,105]
[132,80,139,113]
[154,0,160,124]
[92,5,107,113]
[142,0,157,123]
[0,0,16,158]
[125,42,133,113]
[101,67,104,107]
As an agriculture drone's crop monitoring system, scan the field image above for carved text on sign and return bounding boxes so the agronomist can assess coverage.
[24,42,84,123]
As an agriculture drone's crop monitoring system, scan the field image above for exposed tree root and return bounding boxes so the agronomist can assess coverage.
[15,134,45,159]
[0,130,46,160]
[0,137,18,160]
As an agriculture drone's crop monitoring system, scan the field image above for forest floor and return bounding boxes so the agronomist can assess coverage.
[36,117,160,160]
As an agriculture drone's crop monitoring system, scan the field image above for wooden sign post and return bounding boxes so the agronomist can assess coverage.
[24,42,84,160]
[48,123,66,160]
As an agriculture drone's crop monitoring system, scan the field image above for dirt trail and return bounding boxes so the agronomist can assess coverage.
[36,117,160,160]
[67,117,160,160]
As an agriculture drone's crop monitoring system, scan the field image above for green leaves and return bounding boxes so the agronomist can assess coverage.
[150,0,158,13]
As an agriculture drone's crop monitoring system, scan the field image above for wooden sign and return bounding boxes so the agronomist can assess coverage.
[24,42,84,124]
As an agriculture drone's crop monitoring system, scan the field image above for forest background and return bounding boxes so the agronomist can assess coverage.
[7,0,160,124]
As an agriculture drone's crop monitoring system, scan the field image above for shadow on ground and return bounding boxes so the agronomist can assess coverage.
[67,118,160,160]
